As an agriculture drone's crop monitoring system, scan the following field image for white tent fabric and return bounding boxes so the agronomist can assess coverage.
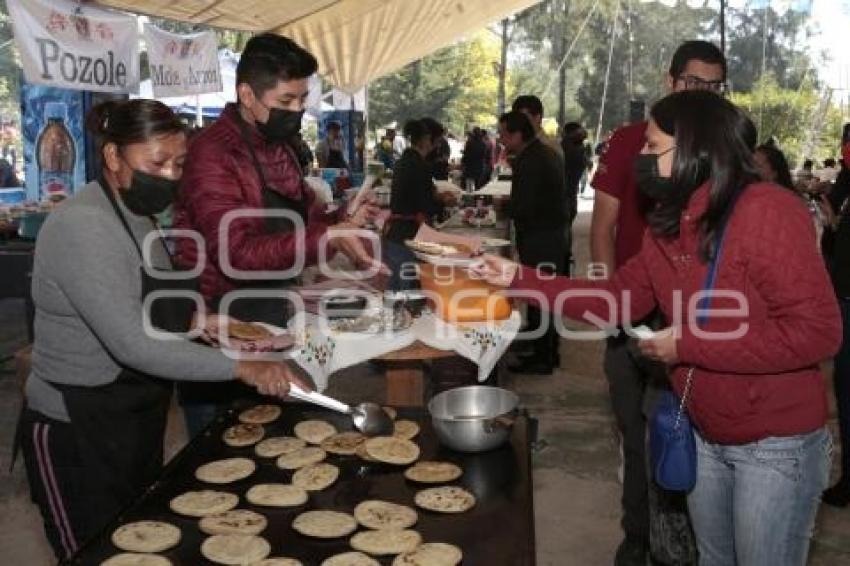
[93,0,542,92]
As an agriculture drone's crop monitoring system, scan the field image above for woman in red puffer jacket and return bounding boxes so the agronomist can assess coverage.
[473,90,841,565]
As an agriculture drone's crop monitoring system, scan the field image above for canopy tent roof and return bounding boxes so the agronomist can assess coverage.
[92,0,542,92]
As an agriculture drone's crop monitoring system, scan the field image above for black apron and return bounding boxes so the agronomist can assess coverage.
[327,145,349,170]
[52,180,199,522]
[210,117,309,327]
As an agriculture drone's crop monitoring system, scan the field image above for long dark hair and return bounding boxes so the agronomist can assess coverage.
[86,99,185,151]
[646,90,759,260]
[755,143,793,189]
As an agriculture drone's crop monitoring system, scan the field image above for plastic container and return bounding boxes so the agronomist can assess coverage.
[418,263,511,323]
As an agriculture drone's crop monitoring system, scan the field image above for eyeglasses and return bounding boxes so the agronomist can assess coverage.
[676,75,728,94]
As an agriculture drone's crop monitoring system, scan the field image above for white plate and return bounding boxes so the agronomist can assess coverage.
[413,251,478,267]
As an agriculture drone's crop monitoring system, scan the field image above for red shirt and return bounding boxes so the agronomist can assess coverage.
[591,121,651,268]
[513,182,841,444]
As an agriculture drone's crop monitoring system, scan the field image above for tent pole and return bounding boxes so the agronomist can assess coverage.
[594,0,620,148]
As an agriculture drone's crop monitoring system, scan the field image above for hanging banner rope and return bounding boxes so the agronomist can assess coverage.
[143,25,222,98]
[7,0,140,94]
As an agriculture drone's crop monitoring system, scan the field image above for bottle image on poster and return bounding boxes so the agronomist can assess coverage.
[37,102,76,199]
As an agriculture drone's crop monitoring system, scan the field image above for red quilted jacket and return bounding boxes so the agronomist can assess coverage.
[512,181,841,443]
[173,104,333,303]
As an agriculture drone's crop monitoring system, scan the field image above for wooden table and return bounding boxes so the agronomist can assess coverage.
[376,340,457,407]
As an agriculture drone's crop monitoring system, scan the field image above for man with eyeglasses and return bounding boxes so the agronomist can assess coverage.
[589,40,726,566]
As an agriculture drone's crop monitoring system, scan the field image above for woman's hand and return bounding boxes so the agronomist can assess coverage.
[235,360,313,398]
[468,254,520,287]
[637,327,679,365]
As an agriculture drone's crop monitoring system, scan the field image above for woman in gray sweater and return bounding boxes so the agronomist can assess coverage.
[20,99,307,560]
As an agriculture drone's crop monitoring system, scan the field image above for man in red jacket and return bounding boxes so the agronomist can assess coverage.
[172,33,380,435]
[590,40,727,565]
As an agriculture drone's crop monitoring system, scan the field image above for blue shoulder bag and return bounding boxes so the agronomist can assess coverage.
[649,210,732,492]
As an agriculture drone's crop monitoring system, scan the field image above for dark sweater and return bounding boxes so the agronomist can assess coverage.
[385,148,443,243]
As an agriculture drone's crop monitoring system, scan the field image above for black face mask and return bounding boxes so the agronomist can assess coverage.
[119,169,179,216]
[634,151,676,202]
[256,104,304,144]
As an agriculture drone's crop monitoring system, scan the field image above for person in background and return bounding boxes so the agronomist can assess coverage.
[421,117,451,181]
[376,133,395,170]
[172,33,381,436]
[753,143,794,189]
[512,94,563,160]
[561,121,589,274]
[498,110,566,375]
[383,119,455,290]
[480,130,495,188]
[823,124,850,507]
[461,128,487,191]
[385,119,455,244]
[589,39,727,565]
[315,121,349,170]
[389,127,406,160]
[20,99,308,560]
[0,156,20,187]
[475,90,839,566]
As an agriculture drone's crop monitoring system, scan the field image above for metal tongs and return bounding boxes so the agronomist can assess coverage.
[288,384,394,436]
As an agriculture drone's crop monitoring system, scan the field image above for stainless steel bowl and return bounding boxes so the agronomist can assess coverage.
[428,386,519,452]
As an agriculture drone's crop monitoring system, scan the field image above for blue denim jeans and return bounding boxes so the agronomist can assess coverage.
[687,427,832,566]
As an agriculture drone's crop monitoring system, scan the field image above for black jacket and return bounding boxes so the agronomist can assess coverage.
[508,138,567,269]
[385,148,444,243]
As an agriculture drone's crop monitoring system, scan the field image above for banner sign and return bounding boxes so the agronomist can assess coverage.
[8,0,140,94]
[144,25,222,98]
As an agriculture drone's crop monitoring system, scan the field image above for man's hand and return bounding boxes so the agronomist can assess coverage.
[637,327,679,365]
[328,222,391,275]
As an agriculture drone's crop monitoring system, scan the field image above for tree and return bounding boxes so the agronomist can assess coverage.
[725,6,816,93]
[731,73,842,168]
[368,32,501,135]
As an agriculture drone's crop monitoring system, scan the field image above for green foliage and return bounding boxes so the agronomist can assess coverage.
[368,32,501,135]
[730,73,842,168]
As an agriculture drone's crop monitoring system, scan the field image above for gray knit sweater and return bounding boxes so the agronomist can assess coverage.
[26,180,237,422]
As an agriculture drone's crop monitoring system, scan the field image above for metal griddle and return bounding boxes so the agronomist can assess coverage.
[63,400,535,565]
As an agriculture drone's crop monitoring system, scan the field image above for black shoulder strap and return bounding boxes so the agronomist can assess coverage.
[98,178,144,260]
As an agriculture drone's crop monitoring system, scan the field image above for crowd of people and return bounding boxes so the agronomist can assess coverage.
[14,28,850,566]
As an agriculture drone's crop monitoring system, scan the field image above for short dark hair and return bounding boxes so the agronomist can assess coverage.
[327,121,341,132]
[499,111,536,141]
[668,40,727,81]
[236,33,318,97]
[646,90,759,260]
[511,95,544,118]
[86,99,184,151]
[563,122,583,136]
[403,119,430,145]
[420,117,446,140]
[755,144,794,189]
